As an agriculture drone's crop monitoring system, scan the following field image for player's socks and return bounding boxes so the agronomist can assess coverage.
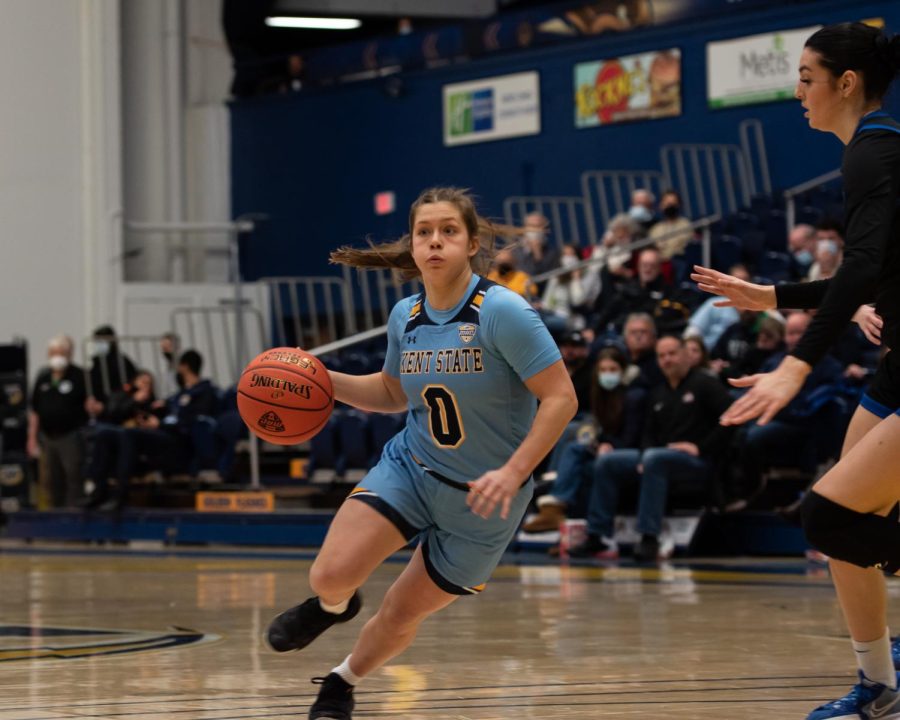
[320,597,351,615]
[854,629,897,689]
[332,655,362,686]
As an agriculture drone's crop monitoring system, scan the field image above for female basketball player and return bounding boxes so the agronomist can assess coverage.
[266,187,578,719]
[693,23,900,719]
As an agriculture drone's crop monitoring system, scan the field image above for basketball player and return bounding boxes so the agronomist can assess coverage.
[692,23,900,719]
[267,187,578,719]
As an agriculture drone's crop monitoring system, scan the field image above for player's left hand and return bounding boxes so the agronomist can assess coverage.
[720,357,809,426]
[467,468,523,520]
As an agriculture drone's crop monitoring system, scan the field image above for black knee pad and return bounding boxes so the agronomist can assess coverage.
[801,491,900,573]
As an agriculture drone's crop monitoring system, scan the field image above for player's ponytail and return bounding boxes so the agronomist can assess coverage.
[330,187,519,280]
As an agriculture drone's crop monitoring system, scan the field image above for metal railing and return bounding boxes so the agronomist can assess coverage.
[661,142,751,220]
[580,169,667,231]
[503,195,596,247]
[783,168,842,236]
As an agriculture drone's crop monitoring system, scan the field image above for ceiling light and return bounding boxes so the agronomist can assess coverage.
[265,16,362,30]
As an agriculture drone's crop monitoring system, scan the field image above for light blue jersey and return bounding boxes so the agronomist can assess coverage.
[383,274,561,483]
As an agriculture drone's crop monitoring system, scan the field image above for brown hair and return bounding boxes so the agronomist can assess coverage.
[591,346,629,435]
[329,187,519,280]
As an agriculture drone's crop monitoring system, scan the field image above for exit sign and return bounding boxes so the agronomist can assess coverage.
[374,191,396,215]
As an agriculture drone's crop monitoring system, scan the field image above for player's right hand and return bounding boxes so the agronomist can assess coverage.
[691,266,776,311]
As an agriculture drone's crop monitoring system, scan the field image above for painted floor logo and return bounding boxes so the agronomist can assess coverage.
[0,624,221,662]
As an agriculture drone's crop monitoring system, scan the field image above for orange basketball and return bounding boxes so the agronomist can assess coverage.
[237,347,334,445]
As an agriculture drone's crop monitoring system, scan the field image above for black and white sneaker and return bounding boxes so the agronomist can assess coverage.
[309,673,354,720]
[266,592,362,653]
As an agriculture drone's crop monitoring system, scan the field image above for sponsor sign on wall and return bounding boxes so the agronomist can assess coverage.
[574,49,681,127]
[707,26,821,109]
[443,71,540,146]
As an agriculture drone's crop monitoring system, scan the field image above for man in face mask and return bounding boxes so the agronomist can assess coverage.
[649,190,694,260]
[88,325,137,405]
[788,223,816,278]
[806,219,844,282]
[627,189,656,233]
[28,335,88,508]
[515,213,559,279]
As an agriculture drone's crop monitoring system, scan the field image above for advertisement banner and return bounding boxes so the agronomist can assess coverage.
[707,26,822,109]
[574,49,681,128]
[443,71,541,146]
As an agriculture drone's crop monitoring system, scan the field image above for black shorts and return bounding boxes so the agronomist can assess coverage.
[861,350,900,418]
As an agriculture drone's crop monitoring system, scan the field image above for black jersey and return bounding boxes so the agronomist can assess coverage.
[776,111,900,365]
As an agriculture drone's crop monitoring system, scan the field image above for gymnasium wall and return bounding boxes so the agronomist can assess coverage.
[231,0,900,281]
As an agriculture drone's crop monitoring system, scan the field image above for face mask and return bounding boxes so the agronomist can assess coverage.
[794,249,813,266]
[560,254,579,269]
[817,239,839,256]
[629,205,653,223]
[94,340,110,355]
[48,355,68,372]
[662,205,680,220]
[497,262,513,275]
[525,230,544,243]
[598,371,622,390]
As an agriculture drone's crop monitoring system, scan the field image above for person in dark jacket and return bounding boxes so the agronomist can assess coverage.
[524,347,646,533]
[570,335,733,561]
[28,335,88,508]
[87,325,137,404]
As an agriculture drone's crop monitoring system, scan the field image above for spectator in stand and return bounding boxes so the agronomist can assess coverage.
[159,332,181,396]
[88,325,137,404]
[540,245,596,332]
[27,335,88,508]
[649,190,694,260]
[627,189,657,235]
[595,247,671,332]
[569,335,733,561]
[619,312,665,390]
[487,247,537,298]
[709,309,762,378]
[596,213,639,281]
[524,346,646,534]
[515,212,559,280]
[806,219,845,281]
[684,264,750,350]
[684,336,711,371]
[83,370,161,509]
[788,223,817,279]
[96,350,218,510]
[728,312,844,510]
[559,331,594,416]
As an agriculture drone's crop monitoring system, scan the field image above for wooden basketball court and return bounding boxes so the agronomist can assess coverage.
[2,542,893,719]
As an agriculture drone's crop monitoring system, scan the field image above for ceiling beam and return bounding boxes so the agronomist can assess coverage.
[272,0,498,19]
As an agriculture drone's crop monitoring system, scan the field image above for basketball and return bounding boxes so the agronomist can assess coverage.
[237,347,334,445]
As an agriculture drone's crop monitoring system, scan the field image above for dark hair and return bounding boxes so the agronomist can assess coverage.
[178,349,203,376]
[591,347,629,435]
[805,23,900,102]
[815,217,845,237]
[684,336,710,369]
[330,187,519,281]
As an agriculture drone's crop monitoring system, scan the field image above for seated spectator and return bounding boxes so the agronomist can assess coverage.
[514,212,560,279]
[560,330,594,416]
[649,190,694,260]
[596,213,640,280]
[788,223,816,278]
[684,336,710,371]
[618,312,664,390]
[569,335,733,561]
[83,370,161,509]
[594,247,671,332]
[627,188,657,234]
[88,325,137,404]
[487,248,537,298]
[684,264,750,349]
[524,347,646,533]
[28,335,88,508]
[159,331,182,396]
[89,350,218,510]
[540,245,596,332]
[806,219,844,281]
[709,309,762,378]
[728,312,844,509]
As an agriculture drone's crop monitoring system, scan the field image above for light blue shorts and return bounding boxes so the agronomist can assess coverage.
[348,436,533,595]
